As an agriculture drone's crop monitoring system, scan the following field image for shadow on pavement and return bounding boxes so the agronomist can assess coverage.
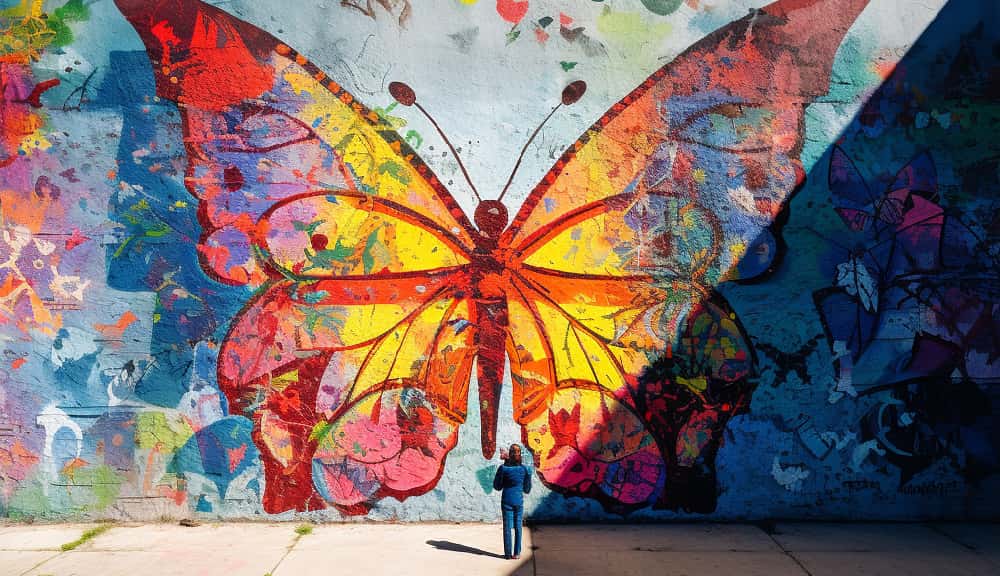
[426,539,508,559]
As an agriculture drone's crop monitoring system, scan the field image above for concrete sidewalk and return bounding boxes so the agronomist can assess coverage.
[0,522,997,576]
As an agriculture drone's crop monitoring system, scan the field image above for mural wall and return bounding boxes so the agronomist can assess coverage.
[0,0,996,521]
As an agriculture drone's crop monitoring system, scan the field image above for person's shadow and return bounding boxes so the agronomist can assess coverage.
[426,540,507,559]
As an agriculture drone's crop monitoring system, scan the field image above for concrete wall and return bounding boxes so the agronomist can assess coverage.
[0,0,996,522]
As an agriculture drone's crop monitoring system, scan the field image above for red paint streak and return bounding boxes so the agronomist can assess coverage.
[65,229,90,251]
[18,78,60,108]
[94,311,139,341]
[0,440,40,481]
[0,64,43,167]
[227,444,248,473]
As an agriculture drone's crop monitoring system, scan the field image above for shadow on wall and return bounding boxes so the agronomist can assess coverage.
[97,49,263,513]
[528,0,1000,522]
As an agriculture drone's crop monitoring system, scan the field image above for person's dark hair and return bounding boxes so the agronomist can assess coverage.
[505,443,522,466]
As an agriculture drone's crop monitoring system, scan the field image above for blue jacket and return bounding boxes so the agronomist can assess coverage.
[493,464,532,507]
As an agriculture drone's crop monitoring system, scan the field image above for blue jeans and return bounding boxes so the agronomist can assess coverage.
[501,503,523,558]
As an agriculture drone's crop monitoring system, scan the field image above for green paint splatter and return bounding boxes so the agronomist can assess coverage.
[560,61,578,71]
[300,304,346,339]
[596,6,672,59]
[7,480,50,519]
[72,465,123,510]
[293,219,325,235]
[404,129,423,149]
[361,230,384,274]
[48,0,91,48]
[640,0,683,16]
[373,101,410,130]
[0,0,91,60]
[307,238,356,270]
[377,159,411,184]
[135,412,194,453]
[301,290,330,305]
[476,466,498,494]
[352,441,368,457]
[332,132,357,153]
[309,420,333,443]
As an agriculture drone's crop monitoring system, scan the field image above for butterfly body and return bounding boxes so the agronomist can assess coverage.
[467,202,512,458]
[115,0,870,515]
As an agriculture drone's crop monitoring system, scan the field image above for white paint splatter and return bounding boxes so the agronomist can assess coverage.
[771,457,810,492]
[851,439,887,473]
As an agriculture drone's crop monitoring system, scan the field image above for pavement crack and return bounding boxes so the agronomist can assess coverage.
[760,525,813,576]
[266,524,313,575]
[18,546,68,576]
[266,540,296,575]
[927,523,976,551]
[19,524,118,576]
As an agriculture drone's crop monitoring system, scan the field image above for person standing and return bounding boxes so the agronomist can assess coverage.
[493,443,532,560]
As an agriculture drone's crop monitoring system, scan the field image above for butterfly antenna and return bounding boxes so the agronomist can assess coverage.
[497,80,587,203]
[390,81,482,203]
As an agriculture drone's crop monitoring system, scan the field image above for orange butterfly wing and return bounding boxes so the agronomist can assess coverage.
[501,0,870,512]
[115,0,481,514]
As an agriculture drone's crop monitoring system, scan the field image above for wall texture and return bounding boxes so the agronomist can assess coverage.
[0,0,996,521]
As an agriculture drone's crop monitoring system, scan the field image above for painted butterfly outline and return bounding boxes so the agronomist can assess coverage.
[815,145,944,367]
[115,0,869,515]
[816,146,1000,484]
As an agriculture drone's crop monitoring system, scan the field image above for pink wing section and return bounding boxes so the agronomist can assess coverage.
[220,274,477,513]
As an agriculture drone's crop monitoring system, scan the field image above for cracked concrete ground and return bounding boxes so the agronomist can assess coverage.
[0,522,997,575]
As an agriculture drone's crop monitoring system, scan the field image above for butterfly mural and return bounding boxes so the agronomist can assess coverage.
[815,144,999,485]
[114,0,869,515]
[815,146,945,367]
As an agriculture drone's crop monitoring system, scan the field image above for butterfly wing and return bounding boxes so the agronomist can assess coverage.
[817,150,943,363]
[116,0,481,514]
[879,151,943,276]
[220,272,477,514]
[814,285,879,362]
[829,145,877,232]
[115,0,477,286]
[502,0,870,512]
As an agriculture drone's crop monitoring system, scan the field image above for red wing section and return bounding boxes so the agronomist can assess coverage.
[505,0,870,286]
